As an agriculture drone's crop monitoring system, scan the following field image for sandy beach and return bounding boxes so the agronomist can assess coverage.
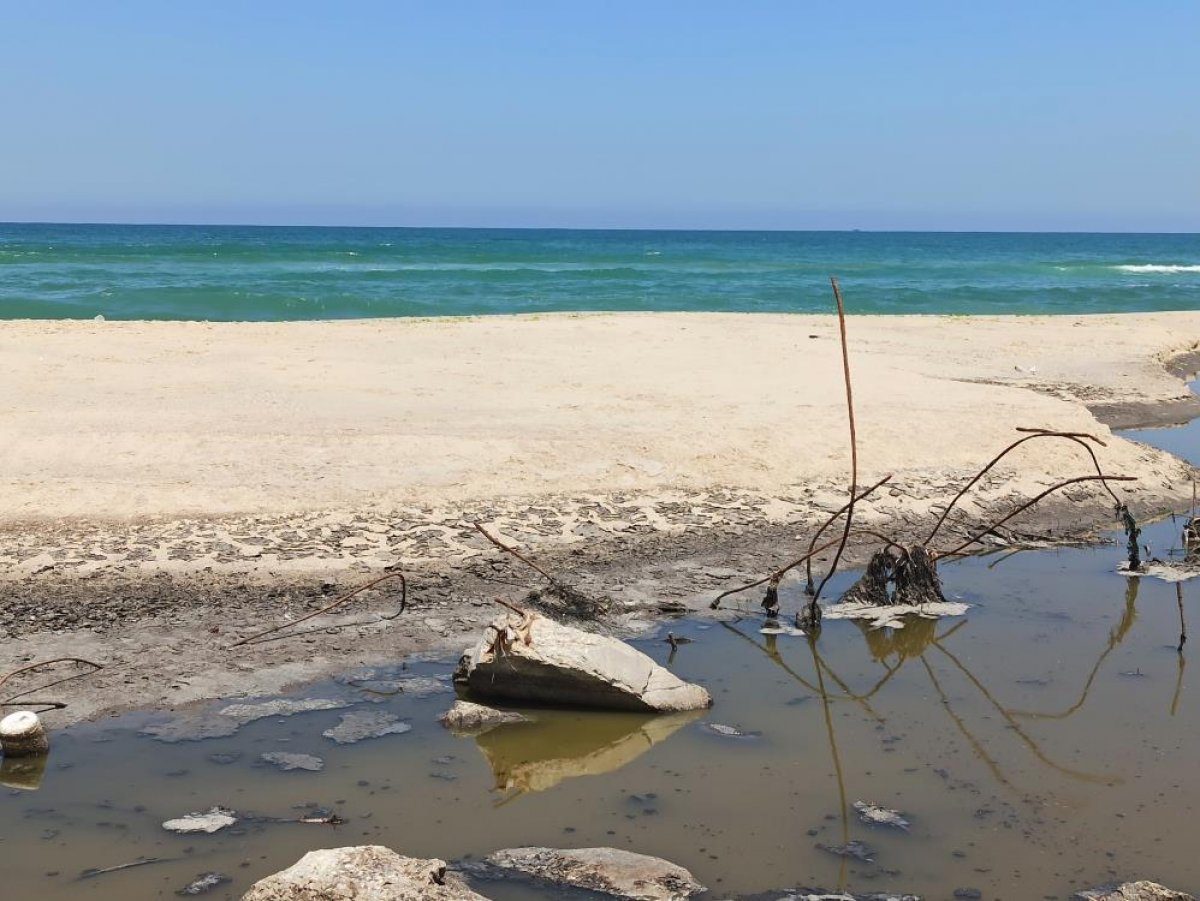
[2,311,1198,721]
[3,311,1199,517]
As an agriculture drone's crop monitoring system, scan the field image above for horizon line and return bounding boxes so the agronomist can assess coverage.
[3,219,1199,236]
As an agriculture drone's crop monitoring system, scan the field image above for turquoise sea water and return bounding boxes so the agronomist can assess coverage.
[1,223,1197,320]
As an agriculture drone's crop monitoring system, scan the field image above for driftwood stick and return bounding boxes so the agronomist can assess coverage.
[926,429,1118,545]
[79,858,169,880]
[230,569,407,648]
[941,474,1137,557]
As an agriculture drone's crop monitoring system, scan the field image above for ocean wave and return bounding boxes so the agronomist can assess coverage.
[1114,264,1200,274]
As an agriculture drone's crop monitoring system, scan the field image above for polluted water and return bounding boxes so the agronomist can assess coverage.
[0,410,1197,899]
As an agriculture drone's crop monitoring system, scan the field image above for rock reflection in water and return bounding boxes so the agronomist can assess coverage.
[472,708,703,803]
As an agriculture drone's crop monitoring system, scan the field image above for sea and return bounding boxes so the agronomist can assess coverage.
[0,223,1197,320]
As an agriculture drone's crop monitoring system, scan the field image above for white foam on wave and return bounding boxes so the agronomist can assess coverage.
[1114,264,1200,274]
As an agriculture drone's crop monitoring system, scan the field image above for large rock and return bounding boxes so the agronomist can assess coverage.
[485,846,704,901]
[241,846,488,900]
[1074,883,1195,901]
[456,614,711,712]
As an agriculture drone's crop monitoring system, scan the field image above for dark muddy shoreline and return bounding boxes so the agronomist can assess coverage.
[1,489,1171,728]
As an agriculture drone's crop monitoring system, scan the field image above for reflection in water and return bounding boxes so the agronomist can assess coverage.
[808,637,851,891]
[0,751,49,791]
[1174,582,1188,716]
[1010,577,1140,722]
[730,592,1125,794]
[921,655,1014,791]
[928,637,1118,786]
[473,709,703,804]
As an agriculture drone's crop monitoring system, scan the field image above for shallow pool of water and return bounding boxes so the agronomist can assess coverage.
[1,510,1196,900]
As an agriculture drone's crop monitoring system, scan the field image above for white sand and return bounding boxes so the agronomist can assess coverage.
[0,312,1197,523]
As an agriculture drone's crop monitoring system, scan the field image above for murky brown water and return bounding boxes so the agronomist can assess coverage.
[3,520,1197,900]
[2,406,1197,900]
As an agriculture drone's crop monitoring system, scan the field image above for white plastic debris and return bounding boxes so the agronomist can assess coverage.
[822,601,970,630]
[853,800,911,831]
[162,807,238,834]
[0,710,50,757]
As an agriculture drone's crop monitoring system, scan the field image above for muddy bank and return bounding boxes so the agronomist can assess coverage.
[2,486,1183,728]
[1091,348,1200,430]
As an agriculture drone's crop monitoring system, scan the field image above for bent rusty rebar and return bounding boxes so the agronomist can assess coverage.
[940,474,1137,558]
[926,429,1119,545]
[811,277,859,610]
[230,569,407,648]
[710,536,844,609]
[803,473,895,593]
[0,657,103,703]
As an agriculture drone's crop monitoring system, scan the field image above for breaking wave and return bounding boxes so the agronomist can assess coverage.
[1114,264,1200,274]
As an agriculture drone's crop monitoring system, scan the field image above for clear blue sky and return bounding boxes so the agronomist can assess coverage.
[2,1,1197,230]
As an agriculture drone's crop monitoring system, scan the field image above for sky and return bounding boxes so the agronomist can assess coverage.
[1,1,1198,231]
